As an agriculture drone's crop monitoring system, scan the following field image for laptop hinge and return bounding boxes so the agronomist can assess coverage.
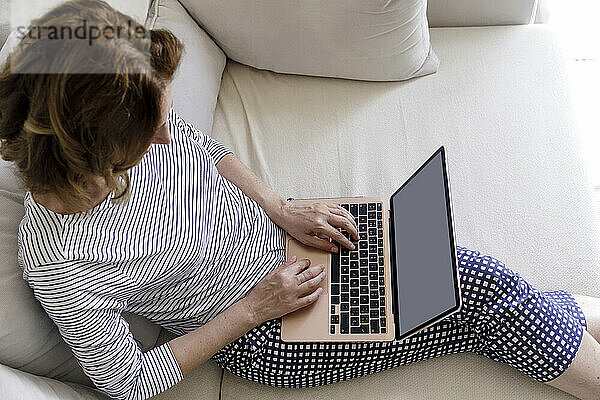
[388,202,401,340]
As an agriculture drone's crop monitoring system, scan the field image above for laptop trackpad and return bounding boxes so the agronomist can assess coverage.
[285,236,329,296]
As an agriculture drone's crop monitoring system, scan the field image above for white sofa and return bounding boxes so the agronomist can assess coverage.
[1,1,599,399]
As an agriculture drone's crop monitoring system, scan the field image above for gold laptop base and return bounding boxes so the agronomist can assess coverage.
[281,197,396,342]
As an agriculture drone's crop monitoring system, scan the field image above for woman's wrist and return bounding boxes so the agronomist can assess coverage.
[263,194,288,227]
[237,295,262,327]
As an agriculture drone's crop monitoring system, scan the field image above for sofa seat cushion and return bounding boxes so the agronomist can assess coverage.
[221,352,570,400]
[211,24,600,293]
[211,25,600,399]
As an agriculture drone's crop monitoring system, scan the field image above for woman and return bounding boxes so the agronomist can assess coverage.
[1,1,599,400]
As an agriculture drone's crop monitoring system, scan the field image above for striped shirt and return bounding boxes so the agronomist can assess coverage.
[17,108,286,400]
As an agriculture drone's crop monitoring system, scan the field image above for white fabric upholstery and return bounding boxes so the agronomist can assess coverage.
[178,0,438,82]
[211,26,600,398]
[0,362,107,400]
[221,352,570,400]
[145,0,226,135]
[0,157,163,386]
[5,0,150,29]
[0,7,162,389]
[427,0,538,27]
[0,0,152,75]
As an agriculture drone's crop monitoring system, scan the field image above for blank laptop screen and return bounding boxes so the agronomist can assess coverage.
[390,149,457,336]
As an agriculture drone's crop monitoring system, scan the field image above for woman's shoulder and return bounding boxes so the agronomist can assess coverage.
[167,107,210,147]
[19,193,66,280]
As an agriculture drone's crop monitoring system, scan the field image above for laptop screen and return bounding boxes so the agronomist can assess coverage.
[389,147,460,338]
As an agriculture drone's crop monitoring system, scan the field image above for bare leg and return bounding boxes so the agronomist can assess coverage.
[573,294,600,342]
[544,294,600,399]
[545,330,600,400]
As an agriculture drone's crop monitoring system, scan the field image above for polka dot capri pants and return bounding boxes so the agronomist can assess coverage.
[211,245,588,387]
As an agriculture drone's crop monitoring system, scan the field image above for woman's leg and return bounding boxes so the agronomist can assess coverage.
[212,246,595,398]
[543,294,600,400]
[545,330,600,400]
[572,294,600,342]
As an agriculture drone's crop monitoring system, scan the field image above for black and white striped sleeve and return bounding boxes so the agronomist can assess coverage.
[28,261,183,400]
[169,107,233,165]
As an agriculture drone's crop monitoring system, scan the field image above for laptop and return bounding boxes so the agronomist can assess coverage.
[281,146,462,342]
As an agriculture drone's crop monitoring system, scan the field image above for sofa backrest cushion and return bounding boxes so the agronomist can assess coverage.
[0,162,163,386]
[427,0,538,27]
[2,0,150,44]
[146,0,226,135]
[0,2,164,386]
[0,159,93,385]
[178,0,439,82]
[0,0,152,76]
[0,363,104,400]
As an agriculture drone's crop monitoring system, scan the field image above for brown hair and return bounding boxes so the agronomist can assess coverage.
[0,0,183,211]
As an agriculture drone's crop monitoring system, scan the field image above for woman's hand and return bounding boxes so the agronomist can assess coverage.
[275,200,360,253]
[243,256,326,324]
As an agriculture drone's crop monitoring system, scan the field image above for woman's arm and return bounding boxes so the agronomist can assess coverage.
[32,256,324,399]
[215,154,286,225]
[30,262,184,400]
[216,154,359,252]
[169,256,325,376]
[173,108,358,251]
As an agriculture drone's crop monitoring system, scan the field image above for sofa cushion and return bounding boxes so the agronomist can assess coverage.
[221,352,570,400]
[210,24,600,398]
[178,0,438,82]
[211,24,600,294]
[0,3,163,386]
[4,0,150,31]
[145,0,226,135]
[0,159,163,386]
[0,363,108,400]
[426,0,538,27]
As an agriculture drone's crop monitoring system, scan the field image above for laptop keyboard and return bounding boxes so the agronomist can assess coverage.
[330,202,387,335]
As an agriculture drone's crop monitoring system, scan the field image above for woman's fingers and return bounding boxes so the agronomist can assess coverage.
[281,255,297,268]
[297,287,323,308]
[297,268,326,296]
[290,258,311,274]
[295,263,325,286]
[303,234,340,252]
[330,205,358,229]
[327,213,359,244]
[329,204,358,240]
[317,222,354,251]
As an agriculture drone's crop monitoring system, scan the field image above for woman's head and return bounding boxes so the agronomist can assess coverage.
[0,0,183,210]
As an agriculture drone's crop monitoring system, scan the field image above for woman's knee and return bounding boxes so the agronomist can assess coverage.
[455,246,525,312]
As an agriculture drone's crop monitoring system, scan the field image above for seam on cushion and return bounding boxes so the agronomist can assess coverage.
[147,0,160,29]
[529,0,540,24]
